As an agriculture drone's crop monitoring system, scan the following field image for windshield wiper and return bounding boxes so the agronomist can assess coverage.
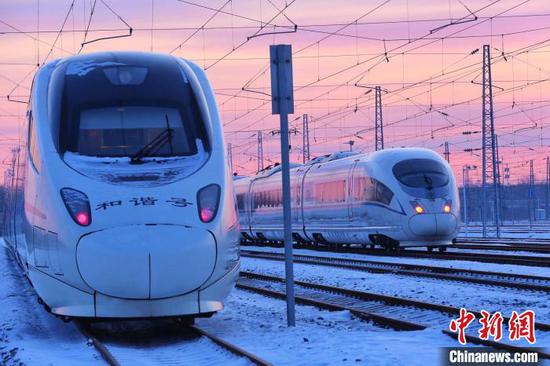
[423,174,433,190]
[130,114,174,164]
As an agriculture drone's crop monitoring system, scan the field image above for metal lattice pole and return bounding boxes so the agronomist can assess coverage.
[302,114,310,163]
[257,131,264,172]
[374,85,384,151]
[481,45,500,238]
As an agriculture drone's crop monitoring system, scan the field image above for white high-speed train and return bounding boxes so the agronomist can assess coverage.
[235,149,460,251]
[3,52,240,319]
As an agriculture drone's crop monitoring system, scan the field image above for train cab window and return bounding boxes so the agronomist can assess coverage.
[77,106,192,157]
[56,54,210,159]
[393,159,448,189]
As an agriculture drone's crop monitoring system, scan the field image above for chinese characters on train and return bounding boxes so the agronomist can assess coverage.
[95,197,193,210]
[449,308,536,345]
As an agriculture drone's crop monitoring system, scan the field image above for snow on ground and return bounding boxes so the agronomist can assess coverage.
[241,256,550,325]
[445,247,550,258]
[460,226,550,240]
[98,324,251,366]
[198,288,465,366]
[0,245,101,366]
[2,239,547,365]
[0,241,464,366]
[239,256,550,351]
[243,245,550,278]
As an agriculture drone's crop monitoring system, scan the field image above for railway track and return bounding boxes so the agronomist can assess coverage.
[77,320,271,366]
[241,249,550,292]
[454,238,550,254]
[237,271,550,359]
[241,241,550,267]
[452,243,550,254]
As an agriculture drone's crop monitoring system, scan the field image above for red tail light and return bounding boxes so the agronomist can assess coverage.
[76,212,90,226]
[60,188,91,226]
[197,184,220,223]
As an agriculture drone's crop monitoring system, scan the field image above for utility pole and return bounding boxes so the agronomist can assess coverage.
[481,44,500,238]
[302,114,310,163]
[227,142,233,174]
[546,156,549,220]
[444,142,450,163]
[346,140,355,152]
[528,159,535,227]
[374,85,384,151]
[495,134,502,226]
[270,44,296,327]
[462,165,477,236]
[257,131,264,172]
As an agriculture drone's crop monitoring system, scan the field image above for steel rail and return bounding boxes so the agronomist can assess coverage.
[237,271,550,359]
[76,322,121,366]
[241,249,550,292]
[189,325,273,366]
[76,320,271,366]
[241,241,550,267]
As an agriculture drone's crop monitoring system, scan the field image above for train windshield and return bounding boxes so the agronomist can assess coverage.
[56,54,209,158]
[392,159,449,189]
[77,106,191,157]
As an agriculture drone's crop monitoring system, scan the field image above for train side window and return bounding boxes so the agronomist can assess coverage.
[315,180,346,203]
[373,179,393,205]
[28,112,42,172]
[354,177,393,205]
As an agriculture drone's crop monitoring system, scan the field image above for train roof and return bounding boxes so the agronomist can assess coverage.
[232,147,447,183]
[50,51,184,70]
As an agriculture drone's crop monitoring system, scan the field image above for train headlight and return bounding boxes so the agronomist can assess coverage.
[60,188,91,226]
[443,201,452,213]
[197,184,221,223]
[410,201,424,214]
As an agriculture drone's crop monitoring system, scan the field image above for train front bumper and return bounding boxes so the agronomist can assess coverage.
[408,213,458,237]
[28,261,239,318]
[76,224,217,299]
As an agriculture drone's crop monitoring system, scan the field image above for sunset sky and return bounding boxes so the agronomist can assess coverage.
[1,0,550,185]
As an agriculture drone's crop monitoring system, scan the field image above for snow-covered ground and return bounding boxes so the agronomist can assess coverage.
[445,246,550,258]
[0,243,463,366]
[460,226,550,239]
[0,246,102,365]
[198,288,464,366]
[241,256,550,325]
[243,245,550,278]
[2,241,547,365]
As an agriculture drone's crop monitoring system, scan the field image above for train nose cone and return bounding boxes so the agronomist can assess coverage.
[408,213,457,236]
[76,225,216,299]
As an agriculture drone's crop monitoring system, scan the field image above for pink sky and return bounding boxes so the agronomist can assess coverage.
[1,0,550,185]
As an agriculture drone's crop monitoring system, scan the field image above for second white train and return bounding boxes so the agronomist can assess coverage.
[234,148,460,250]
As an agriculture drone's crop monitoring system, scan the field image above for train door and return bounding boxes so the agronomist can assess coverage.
[299,164,316,241]
[347,160,358,219]
[349,160,367,223]
[24,110,42,270]
[292,168,303,226]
